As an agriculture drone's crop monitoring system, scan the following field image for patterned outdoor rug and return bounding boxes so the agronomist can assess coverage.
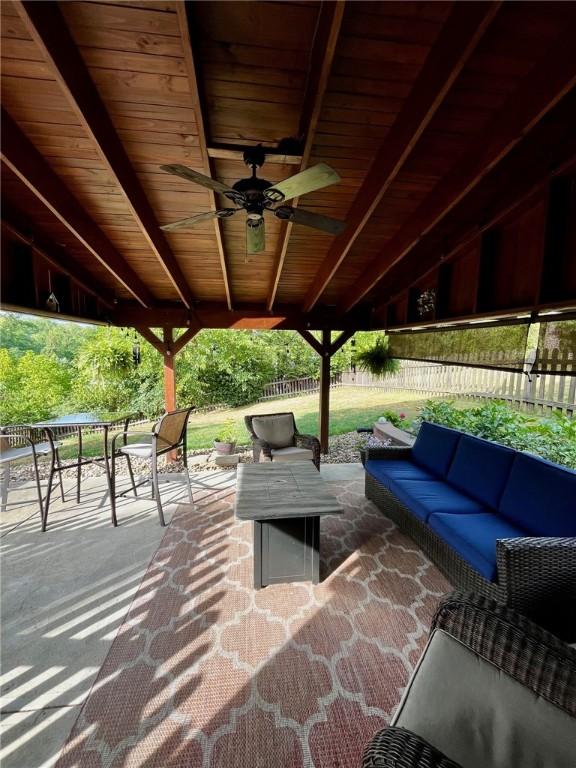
[57,477,450,768]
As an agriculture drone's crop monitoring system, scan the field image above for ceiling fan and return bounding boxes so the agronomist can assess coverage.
[159,145,346,254]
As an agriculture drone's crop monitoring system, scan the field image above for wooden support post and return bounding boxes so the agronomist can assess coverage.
[162,328,177,461]
[319,330,331,455]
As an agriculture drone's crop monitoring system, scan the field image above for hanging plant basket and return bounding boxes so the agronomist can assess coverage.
[355,337,400,377]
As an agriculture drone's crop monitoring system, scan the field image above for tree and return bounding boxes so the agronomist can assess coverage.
[0,349,71,424]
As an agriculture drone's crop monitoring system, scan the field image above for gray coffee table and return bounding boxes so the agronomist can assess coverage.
[235,462,343,589]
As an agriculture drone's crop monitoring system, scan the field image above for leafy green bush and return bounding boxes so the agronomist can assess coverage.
[419,400,576,469]
[0,349,71,423]
[378,409,407,428]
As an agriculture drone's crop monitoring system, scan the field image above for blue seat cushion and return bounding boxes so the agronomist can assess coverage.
[365,459,437,485]
[447,434,515,510]
[387,479,486,523]
[499,453,576,536]
[412,422,461,478]
[429,512,527,582]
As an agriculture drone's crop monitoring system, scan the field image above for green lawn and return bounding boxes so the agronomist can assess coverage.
[53,388,469,460]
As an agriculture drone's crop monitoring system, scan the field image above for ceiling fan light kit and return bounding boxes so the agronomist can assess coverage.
[160,145,346,254]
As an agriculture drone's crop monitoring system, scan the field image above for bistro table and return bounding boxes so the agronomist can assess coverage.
[34,412,135,529]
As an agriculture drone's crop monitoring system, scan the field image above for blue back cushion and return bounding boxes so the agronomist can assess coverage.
[447,434,515,510]
[412,422,461,478]
[499,453,576,536]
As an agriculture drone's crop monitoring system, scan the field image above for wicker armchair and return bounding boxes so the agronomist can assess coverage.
[244,412,321,470]
[363,591,576,768]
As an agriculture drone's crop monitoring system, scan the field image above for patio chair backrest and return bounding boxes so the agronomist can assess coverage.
[245,412,297,448]
[154,407,193,450]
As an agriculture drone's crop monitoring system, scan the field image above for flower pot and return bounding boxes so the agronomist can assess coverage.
[214,440,236,455]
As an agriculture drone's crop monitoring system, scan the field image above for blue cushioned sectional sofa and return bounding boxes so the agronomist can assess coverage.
[363,422,576,638]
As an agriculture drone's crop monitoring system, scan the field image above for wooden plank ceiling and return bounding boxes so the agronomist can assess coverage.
[1,0,575,329]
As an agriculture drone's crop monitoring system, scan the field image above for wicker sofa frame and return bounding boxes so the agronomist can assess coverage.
[362,591,576,768]
[363,445,576,640]
[244,412,321,470]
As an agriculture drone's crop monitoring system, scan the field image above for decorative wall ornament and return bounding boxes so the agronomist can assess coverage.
[44,270,60,313]
[416,288,436,318]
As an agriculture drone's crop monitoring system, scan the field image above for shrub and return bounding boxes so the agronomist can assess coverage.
[379,409,406,428]
[418,400,576,469]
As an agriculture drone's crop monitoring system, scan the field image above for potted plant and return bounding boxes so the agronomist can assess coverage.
[355,336,400,377]
[213,419,237,454]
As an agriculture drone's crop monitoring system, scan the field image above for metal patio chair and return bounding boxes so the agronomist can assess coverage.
[0,425,64,525]
[110,407,195,526]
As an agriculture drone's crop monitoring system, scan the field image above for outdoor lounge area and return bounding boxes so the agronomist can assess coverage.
[2,1,576,767]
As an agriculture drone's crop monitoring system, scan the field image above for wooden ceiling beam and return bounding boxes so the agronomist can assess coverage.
[266,0,345,311]
[297,330,323,356]
[16,1,194,310]
[135,327,165,355]
[379,140,576,316]
[2,208,114,308]
[177,3,232,311]
[1,108,153,307]
[172,327,200,355]
[330,329,355,356]
[112,302,372,331]
[302,1,501,313]
[339,24,576,314]
[207,145,302,166]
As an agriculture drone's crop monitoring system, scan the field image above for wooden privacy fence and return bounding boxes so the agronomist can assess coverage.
[341,355,575,415]
[262,353,575,415]
[261,374,343,400]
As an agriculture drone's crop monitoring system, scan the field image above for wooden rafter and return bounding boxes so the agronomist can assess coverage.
[266,0,345,311]
[330,330,355,355]
[378,140,576,318]
[173,326,200,355]
[176,2,232,311]
[135,327,165,355]
[2,207,114,308]
[339,24,576,314]
[16,1,194,310]
[302,1,501,313]
[297,330,323,356]
[1,108,153,307]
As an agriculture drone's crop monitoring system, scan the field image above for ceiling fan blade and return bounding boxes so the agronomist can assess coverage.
[274,206,346,236]
[160,209,236,232]
[160,164,238,196]
[246,219,265,254]
[264,163,340,203]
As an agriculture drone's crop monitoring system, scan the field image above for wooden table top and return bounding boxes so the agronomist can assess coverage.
[235,462,343,521]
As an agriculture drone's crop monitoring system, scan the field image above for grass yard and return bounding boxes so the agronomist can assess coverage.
[52,388,470,460]
[185,387,434,449]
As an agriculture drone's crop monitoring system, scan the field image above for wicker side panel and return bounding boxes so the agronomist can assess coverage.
[497,538,576,640]
[363,726,462,768]
[433,592,576,716]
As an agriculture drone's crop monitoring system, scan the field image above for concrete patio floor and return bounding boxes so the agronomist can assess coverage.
[0,462,363,768]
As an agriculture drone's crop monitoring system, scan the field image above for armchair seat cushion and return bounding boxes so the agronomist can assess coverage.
[270,446,314,462]
[429,512,527,581]
[251,414,294,448]
[388,479,486,523]
[393,628,576,768]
